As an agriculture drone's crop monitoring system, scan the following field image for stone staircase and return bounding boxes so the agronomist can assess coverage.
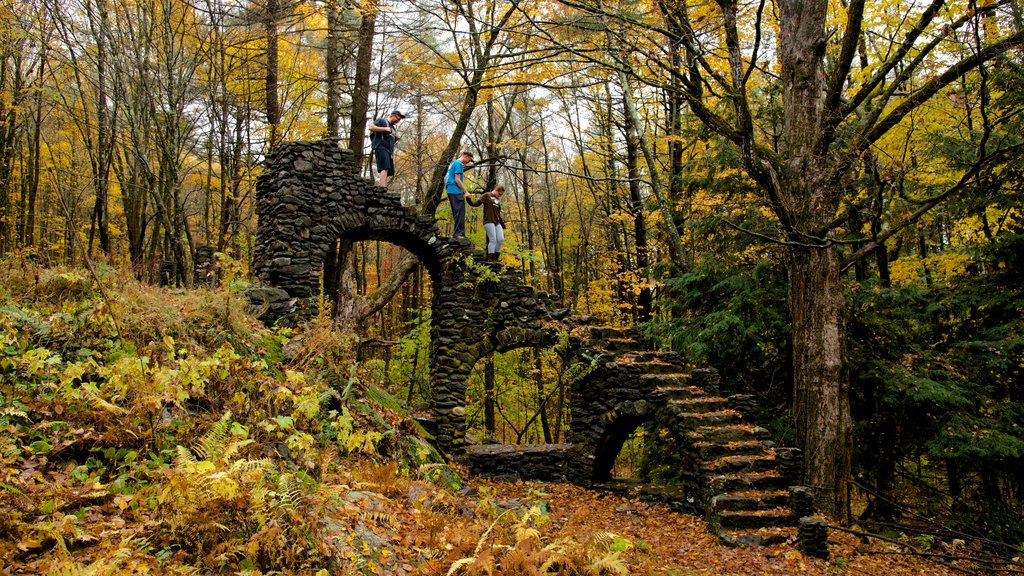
[578,326,800,546]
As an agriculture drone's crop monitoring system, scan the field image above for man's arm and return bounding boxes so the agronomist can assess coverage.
[368,119,390,133]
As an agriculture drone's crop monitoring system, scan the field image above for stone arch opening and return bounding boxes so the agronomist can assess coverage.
[593,412,651,482]
[611,422,693,484]
[463,345,568,445]
[328,225,445,284]
[591,403,701,487]
[318,234,436,327]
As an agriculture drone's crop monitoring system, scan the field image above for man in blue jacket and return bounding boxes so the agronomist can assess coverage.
[368,110,406,188]
[445,150,473,239]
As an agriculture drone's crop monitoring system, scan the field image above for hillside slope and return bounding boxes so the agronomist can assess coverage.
[0,262,971,575]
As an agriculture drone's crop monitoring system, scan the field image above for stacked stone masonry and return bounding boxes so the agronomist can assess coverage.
[249,138,565,451]
[249,139,808,548]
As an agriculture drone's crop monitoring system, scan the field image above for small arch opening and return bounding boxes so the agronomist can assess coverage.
[611,422,689,486]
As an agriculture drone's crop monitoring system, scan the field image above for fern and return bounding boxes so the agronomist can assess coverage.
[446,509,515,575]
[197,411,233,462]
[360,510,396,526]
[47,545,133,576]
[586,551,629,576]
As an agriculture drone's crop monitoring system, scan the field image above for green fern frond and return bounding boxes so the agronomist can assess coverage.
[218,438,254,462]
[197,411,233,462]
[249,482,273,526]
[276,484,304,511]
[365,384,401,412]
[229,457,272,478]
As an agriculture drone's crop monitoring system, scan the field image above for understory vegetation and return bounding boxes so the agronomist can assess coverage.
[3,258,1016,575]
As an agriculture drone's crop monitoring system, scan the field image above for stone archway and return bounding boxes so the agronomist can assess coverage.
[249,139,566,452]
[249,139,452,323]
[589,402,701,486]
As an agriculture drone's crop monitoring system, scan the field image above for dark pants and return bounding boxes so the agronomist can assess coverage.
[374,147,394,176]
[448,193,466,238]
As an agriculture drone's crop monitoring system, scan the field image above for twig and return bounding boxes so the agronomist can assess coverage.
[829,524,1023,575]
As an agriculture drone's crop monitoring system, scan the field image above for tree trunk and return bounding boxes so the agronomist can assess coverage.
[608,28,689,273]
[0,51,22,256]
[484,356,496,438]
[535,349,551,443]
[347,0,376,164]
[539,114,565,296]
[325,0,341,138]
[264,0,281,150]
[622,95,651,321]
[788,242,851,521]
[89,0,112,255]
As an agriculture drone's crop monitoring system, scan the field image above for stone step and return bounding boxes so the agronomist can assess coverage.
[689,424,772,444]
[629,361,689,376]
[676,409,743,428]
[591,337,641,353]
[709,470,788,493]
[715,507,795,530]
[716,527,795,547]
[641,372,693,382]
[582,326,631,340]
[710,490,791,512]
[668,395,729,412]
[702,453,778,475]
[650,384,705,401]
[619,351,677,365]
[694,439,772,460]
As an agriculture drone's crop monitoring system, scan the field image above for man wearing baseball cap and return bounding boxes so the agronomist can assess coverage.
[368,110,406,189]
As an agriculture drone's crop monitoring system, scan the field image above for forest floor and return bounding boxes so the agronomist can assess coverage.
[471,480,965,576]
[0,262,997,575]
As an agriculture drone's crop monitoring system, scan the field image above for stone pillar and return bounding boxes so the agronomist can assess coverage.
[797,517,829,559]
[789,485,816,518]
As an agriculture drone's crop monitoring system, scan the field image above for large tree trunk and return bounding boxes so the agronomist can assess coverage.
[324,0,341,138]
[788,242,851,521]
[775,0,851,521]
[347,0,376,165]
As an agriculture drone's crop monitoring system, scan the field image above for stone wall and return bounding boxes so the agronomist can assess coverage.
[251,138,449,325]
[429,260,566,452]
[462,443,571,482]
[250,139,565,452]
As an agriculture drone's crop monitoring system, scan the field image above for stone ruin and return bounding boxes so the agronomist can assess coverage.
[248,138,567,453]
[249,138,816,547]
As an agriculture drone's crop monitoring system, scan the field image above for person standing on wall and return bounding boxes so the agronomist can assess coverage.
[445,150,473,239]
[367,110,405,189]
[467,184,506,261]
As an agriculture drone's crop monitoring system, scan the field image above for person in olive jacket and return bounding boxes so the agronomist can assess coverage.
[467,184,506,261]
